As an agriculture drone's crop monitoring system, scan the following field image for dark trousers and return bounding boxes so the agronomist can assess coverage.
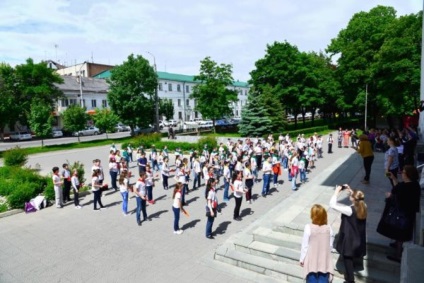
[147,186,153,201]
[388,167,399,188]
[172,206,180,231]
[245,181,253,201]
[206,215,214,237]
[63,180,71,202]
[192,172,201,190]
[162,174,168,189]
[93,190,104,209]
[110,171,118,190]
[234,197,242,219]
[363,155,374,181]
[343,256,355,283]
[136,197,147,223]
[328,143,333,153]
[256,155,262,170]
[73,188,80,206]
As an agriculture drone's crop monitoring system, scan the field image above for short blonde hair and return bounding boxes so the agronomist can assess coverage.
[310,204,327,226]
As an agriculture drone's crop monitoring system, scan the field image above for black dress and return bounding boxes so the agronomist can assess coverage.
[336,207,367,257]
[377,181,421,241]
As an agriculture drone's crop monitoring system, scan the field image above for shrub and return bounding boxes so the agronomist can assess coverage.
[196,136,218,153]
[43,176,55,201]
[3,146,28,167]
[153,141,195,153]
[0,196,9,213]
[7,182,44,209]
[131,133,162,149]
[68,160,86,186]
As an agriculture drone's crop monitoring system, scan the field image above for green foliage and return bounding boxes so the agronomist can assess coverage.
[3,146,28,167]
[239,93,273,137]
[67,160,86,186]
[7,183,43,209]
[28,100,54,147]
[92,108,120,139]
[62,105,88,142]
[107,54,157,133]
[0,63,17,139]
[153,141,195,152]
[159,98,174,120]
[190,57,238,124]
[196,136,218,152]
[130,133,162,148]
[284,126,330,138]
[43,177,55,201]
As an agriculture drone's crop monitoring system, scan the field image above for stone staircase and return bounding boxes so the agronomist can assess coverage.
[213,152,401,282]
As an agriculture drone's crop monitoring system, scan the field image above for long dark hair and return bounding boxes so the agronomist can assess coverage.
[205,178,215,199]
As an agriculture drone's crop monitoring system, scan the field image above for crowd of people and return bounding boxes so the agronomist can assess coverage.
[49,126,422,282]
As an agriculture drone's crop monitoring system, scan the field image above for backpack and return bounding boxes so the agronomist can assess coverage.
[25,202,37,213]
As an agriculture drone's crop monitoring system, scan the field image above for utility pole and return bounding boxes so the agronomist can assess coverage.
[147,52,160,132]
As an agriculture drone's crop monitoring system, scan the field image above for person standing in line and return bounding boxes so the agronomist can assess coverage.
[109,157,119,191]
[172,182,184,235]
[176,164,187,206]
[192,156,202,191]
[118,171,129,216]
[261,155,272,197]
[299,155,307,183]
[330,185,367,283]
[233,171,247,221]
[327,134,334,154]
[161,157,170,190]
[70,169,82,209]
[205,178,218,239]
[92,169,106,211]
[254,142,263,170]
[52,167,64,208]
[337,128,343,148]
[61,163,72,203]
[145,165,155,204]
[244,162,254,204]
[271,151,281,189]
[127,144,133,162]
[290,152,299,191]
[222,160,231,202]
[134,172,148,226]
[384,137,399,188]
[250,154,258,183]
[357,134,374,185]
[137,152,147,175]
[299,204,334,283]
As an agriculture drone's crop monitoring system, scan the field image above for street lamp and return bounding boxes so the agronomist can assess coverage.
[78,61,86,108]
[147,51,160,132]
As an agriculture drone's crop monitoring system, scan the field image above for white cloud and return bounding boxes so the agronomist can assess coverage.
[0,0,420,81]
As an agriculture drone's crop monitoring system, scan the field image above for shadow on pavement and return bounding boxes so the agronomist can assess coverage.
[148,209,168,220]
[186,196,199,205]
[154,194,167,202]
[240,208,253,218]
[214,221,231,235]
[181,219,201,230]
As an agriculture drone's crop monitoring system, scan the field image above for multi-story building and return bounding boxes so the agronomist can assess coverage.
[94,70,249,122]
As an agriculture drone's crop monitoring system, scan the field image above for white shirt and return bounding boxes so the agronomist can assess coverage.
[329,194,353,216]
[52,174,61,191]
[135,179,146,198]
[223,166,231,181]
[233,179,244,198]
[145,171,154,187]
[262,161,272,174]
[71,175,80,190]
[161,163,170,176]
[119,178,128,193]
[193,160,201,173]
[173,191,181,208]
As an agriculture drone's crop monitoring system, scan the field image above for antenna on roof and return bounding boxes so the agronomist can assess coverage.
[91,52,94,63]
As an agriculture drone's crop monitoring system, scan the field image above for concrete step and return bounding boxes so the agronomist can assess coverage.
[249,227,400,282]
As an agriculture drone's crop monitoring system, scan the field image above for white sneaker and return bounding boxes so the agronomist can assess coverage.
[100,207,107,210]
[75,206,82,209]
[176,229,183,235]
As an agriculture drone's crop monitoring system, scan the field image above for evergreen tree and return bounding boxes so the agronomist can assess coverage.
[239,92,273,137]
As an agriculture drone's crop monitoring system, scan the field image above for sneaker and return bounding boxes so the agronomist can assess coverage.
[174,229,183,235]
[249,200,253,204]
[75,206,82,209]
[100,207,107,210]
[93,208,100,211]
[123,212,129,216]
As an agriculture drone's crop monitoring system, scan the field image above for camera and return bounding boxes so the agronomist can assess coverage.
[341,185,347,190]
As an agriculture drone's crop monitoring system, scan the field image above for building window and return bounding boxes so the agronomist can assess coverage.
[195,111,198,118]
[236,110,239,116]
[177,84,181,92]
[61,99,69,107]
[178,112,182,119]
[178,99,181,107]
[186,85,190,93]
[91,99,97,108]
[168,83,172,91]
[158,83,163,91]
[245,90,248,95]
[69,99,77,105]
[82,99,86,107]
[102,100,108,108]
[186,99,189,106]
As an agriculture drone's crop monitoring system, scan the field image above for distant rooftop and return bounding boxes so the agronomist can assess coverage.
[94,69,249,87]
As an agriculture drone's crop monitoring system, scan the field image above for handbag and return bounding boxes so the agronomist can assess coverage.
[383,196,410,230]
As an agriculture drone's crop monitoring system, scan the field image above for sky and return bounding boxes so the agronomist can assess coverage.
[0,0,421,82]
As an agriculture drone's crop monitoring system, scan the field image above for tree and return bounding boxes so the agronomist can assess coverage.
[62,105,88,142]
[107,54,157,135]
[28,100,53,147]
[326,5,397,125]
[159,98,174,121]
[0,63,17,140]
[92,108,120,139]
[239,92,273,137]
[190,56,238,129]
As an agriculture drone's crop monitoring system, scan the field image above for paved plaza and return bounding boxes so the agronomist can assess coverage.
[0,135,394,283]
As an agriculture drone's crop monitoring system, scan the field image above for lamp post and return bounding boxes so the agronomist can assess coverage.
[147,51,160,132]
[78,61,86,108]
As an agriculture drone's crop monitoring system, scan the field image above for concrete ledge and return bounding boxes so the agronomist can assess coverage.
[0,209,23,219]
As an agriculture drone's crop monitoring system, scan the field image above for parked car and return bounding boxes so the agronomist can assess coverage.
[73,126,100,136]
[115,123,131,132]
[168,120,177,127]
[215,119,229,126]
[52,128,63,138]
[198,120,212,125]
[132,126,154,135]
[10,131,32,141]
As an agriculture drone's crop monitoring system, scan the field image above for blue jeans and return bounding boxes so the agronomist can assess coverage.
[288,169,292,181]
[282,156,288,169]
[206,215,214,237]
[162,174,168,189]
[291,173,297,190]
[181,184,187,204]
[146,186,153,201]
[252,168,258,182]
[172,206,180,231]
[262,174,271,195]
[120,191,128,213]
[273,173,278,185]
[151,160,159,172]
[223,180,230,201]
[135,197,147,223]
[192,172,201,190]
[306,272,329,283]
[300,169,306,182]
[110,171,118,190]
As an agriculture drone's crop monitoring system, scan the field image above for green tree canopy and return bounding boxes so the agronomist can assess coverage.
[107,54,157,134]
[159,98,174,121]
[239,92,273,137]
[92,108,120,139]
[0,63,17,140]
[62,105,88,142]
[28,100,53,147]
[190,56,238,127]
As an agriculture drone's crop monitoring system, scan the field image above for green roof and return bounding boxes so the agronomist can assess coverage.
[93,69,249,87]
